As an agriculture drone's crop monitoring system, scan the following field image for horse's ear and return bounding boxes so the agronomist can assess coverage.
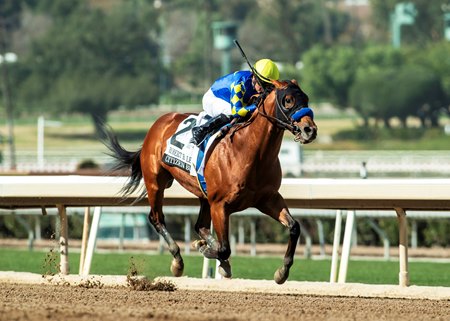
[271,80,283,88]
[272,80,288,88]
[291,79,299,86]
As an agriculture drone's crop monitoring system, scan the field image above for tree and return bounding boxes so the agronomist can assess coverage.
[411,41,450,112]
[370,0,449,44]
[351,45,405,126]
[170,1,216,92]
[0,0,29,169]
[350,69,396,127]
[302,45,358,108]
[350,65,445,128]
[303,42,446,127]
[355,45,404,79]
[17,1,160,133]
[240,0,352,65]
[393,65,445,127]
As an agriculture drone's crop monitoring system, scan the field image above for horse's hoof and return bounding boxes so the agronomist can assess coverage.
[218,260,232,278]
[274,266,289,284]
[170,258,184,277]
[193,240,218,259]
[192,239,207,251]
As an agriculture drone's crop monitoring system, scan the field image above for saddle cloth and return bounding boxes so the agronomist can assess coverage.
[162,112,220,195]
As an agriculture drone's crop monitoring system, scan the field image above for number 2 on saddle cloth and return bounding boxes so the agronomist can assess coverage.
[162,113,230,196]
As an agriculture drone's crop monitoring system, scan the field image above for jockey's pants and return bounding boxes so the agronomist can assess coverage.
[202,89,231,117]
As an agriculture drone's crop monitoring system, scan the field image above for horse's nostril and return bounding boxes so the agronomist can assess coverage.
[304,126,311,133]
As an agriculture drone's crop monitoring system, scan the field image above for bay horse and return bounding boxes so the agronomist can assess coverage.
[101,79,317,284]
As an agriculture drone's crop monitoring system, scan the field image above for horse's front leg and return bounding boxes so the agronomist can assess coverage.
[193,199,219,258]
[194,200,232,278]
[257,192,300,284]
[210,202,232,278]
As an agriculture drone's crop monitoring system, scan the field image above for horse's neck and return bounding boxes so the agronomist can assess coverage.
[241,111,284,160]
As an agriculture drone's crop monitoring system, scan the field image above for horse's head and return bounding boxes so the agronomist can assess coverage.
[266,80,317,144]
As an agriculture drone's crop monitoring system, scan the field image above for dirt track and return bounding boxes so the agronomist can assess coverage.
[1,281,449,321]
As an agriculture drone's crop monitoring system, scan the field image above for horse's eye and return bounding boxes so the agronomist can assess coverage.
[283,95,295,109]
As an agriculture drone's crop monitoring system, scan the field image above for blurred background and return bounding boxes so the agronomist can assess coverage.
[0,0,449,253]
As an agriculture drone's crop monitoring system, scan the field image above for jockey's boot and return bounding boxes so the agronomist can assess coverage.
[190,113,232,146]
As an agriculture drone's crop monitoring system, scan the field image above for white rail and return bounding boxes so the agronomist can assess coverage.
[1,175,450,286]
[3,148,450,175]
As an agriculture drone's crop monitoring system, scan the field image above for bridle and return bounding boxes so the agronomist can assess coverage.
[256,81,311,140]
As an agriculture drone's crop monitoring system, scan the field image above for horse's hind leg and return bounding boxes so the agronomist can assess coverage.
[257,192,300,284]
[145,173,184,277]
[148,209,184,277]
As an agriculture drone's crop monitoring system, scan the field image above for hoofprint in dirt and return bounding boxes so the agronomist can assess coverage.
[1,282,449,321]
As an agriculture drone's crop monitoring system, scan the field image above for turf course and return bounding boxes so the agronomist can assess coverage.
[0,249,448,287]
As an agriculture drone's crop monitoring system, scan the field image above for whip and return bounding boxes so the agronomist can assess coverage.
[233,39,264,88]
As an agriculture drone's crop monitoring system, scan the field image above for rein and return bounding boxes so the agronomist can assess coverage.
[228,87,272,139]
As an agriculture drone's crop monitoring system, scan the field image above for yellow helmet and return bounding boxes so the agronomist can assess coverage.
[253,59,280,83]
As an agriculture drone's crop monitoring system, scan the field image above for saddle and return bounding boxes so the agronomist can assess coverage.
[162,112,225,196]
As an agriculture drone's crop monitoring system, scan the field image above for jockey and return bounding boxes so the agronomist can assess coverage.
[190,58,280,145]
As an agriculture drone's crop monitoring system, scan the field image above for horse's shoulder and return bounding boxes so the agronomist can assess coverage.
[207,131,243,164]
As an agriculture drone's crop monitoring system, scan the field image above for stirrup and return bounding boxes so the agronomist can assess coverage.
[191,135,207,146]
[190,133,207,146]
[190,127,206,145]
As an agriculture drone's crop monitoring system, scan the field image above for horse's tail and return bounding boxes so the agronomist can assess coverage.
[98,122,147,202]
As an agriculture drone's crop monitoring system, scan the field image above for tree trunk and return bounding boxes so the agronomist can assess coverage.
[362,116,369,127]
[400,117,407,128]
[418,116,426,128]
[430,112,439,128]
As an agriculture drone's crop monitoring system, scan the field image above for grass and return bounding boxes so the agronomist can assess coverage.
[2,108,450,153]
[0,248,449,287]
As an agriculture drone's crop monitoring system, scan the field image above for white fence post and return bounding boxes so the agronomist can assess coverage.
[338,210,355,283]
[395,208,409,287]
[330,210,342,283]
[79,207,90,274]
[57,204,69,275]
[81,206,102,276]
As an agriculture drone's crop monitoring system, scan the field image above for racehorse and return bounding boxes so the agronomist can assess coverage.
[101,79,317,284]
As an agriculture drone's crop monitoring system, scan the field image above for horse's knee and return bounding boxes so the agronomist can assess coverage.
[148,214,161,232]
[148,213,155,225]
[290,220,300,238]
